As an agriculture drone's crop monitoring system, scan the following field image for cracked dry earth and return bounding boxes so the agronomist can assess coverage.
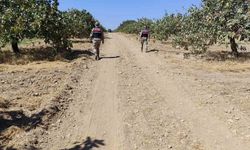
[1,33,250,150]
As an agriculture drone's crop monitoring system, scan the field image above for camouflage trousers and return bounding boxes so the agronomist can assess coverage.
[92,39,101,50]
[92,39,101,60]
[141,37,148,45]
[140,37,148,52]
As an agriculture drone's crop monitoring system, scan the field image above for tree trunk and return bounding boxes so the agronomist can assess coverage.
[11,40,20,54]
[229,37,238,57]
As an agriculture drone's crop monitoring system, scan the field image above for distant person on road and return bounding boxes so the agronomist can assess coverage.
[139,26,150,52]
[90,22,104,60]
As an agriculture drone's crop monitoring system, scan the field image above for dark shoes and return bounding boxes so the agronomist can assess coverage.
[95,55,100,61]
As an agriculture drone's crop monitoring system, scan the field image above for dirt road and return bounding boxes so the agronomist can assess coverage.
[2,33,250,150]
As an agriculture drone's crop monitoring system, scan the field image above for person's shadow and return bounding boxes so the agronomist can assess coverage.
[99,56,120,60]
[64,137,105,150]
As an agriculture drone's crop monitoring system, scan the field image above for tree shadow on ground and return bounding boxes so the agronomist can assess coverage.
[0,109,48,133]
[0,106,59,149]
[0,146,17,150]
[0,110,43,148]
[0,47,94,64]
[201,51,250,61]
[63,137,105,150]
[63,49,94,60]
[146,49,159,53]
[21,47,95,61]
[0,145,41,150]
[146,49,182,55]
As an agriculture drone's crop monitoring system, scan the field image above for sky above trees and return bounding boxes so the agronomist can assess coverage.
[58,0,202,29]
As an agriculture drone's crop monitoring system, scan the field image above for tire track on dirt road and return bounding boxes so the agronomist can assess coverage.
[113,33,250,150]
[20,33,250,150]
[83,34,124,150]
[36,59,99,150]
[37,34,124,150]
[116,36,203,150]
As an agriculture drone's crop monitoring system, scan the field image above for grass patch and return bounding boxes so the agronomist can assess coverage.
[0,67,3,72]
[70,38,91,44]
[19,38,42,46]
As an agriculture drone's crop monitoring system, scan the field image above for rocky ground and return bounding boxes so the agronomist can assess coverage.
[1,33,250,150]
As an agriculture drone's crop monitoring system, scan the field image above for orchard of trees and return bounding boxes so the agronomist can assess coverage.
[117,0,250,56]
[0,0,99,54]
[1,0,249,57]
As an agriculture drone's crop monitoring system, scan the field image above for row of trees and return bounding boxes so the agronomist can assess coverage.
[116,0,250,55]
[0,0,99,53]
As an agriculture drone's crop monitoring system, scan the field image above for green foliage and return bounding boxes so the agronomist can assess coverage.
[116,18,154,34]
[173,7,211,52]
[0,0,39,48]
[174,0,250,54]
[38,0,72,51]
[203,0,249,39]
[0,0,102,53]
[152,13,183,41]
[136,18,154,33]
[117,0,250,55]
[116,20,138,34]
[62,9,96,38]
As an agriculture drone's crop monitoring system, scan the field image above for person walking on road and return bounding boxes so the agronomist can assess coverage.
[90,22,104,60]
[139,26,150,52]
